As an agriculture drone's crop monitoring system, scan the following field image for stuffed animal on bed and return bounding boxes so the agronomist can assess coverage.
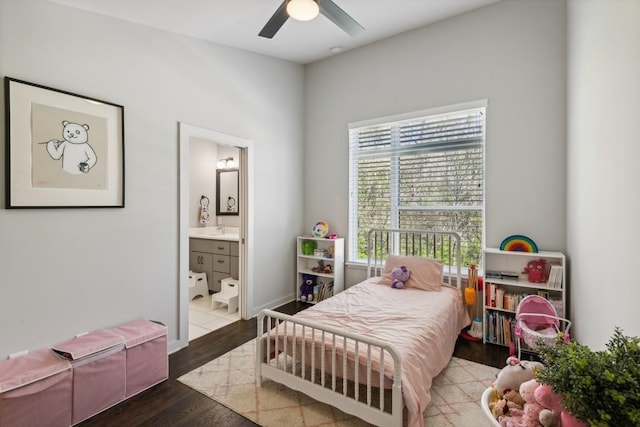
[299,274,316,302]
[391,266,410,289]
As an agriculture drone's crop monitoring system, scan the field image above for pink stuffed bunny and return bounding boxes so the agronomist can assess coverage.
[500,378,543,427]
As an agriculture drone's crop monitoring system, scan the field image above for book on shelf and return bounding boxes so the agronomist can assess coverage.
[486,285,529,311]
[500,271,520,280]
[485,270,501,279]
[495,288,505,309]
[549,297,564,318]
[316,281,334,302]
[537,290,550,299]
[547,264,563,289]
[484,310,533,351]
[489,283,497,307]
[485,270,519,280]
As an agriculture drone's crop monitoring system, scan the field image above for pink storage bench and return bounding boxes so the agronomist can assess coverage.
[0,348,73,427]
[108,319,168,397]
[52,329,126,425]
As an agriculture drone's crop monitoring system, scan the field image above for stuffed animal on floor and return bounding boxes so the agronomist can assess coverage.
[519,379,544,426]
[497,379,564,427]
[534,384,563,427]
[493,357,544,397]
[299,274,317,302]
[390,265,410,289]
[489,389,525,420]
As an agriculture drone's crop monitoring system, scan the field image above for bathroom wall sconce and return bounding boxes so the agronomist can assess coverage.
[217,157,235,169]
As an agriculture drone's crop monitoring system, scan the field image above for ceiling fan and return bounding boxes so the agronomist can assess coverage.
[259,0,365,39]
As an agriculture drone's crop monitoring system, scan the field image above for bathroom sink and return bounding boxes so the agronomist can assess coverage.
[189,227,239,241]
[202,233,239,241]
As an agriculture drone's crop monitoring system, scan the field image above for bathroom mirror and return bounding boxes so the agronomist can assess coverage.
[216,168,239,216]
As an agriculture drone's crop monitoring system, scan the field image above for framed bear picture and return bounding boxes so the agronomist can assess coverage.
[4,77,124,208]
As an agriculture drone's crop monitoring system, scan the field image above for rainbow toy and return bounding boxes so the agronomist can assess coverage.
[499,235,538,253]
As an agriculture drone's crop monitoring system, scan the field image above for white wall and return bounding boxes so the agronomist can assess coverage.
[567,0,640,347]
[304,1,567,276]
[0,0,304,357]
[189,138,218,228]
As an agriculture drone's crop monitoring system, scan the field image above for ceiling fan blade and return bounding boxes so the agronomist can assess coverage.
[318,0,364,36]
[259,1,289,39]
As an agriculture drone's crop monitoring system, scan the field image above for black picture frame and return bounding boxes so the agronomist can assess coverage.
[4,77,125,208]
[216,168,239,216]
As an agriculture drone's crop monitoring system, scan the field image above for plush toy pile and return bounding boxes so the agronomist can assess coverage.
[488,357,566,427]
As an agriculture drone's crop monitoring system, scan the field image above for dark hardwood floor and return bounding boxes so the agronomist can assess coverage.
[80,301,509,426]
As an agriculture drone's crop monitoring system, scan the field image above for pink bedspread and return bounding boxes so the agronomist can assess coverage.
[294,277,470,427]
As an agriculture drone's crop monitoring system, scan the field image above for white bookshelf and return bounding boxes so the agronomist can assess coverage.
[296,236,344,303]
[482,248,566,350]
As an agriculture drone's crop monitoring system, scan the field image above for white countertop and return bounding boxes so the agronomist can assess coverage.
[189,226,239,241]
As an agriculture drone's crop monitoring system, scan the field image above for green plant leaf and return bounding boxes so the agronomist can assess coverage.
[535,327,640,426]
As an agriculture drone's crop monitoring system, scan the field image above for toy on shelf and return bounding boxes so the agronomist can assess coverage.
[311,260,325,273]
[301,239,317,255]
[500,235,539,253]
[312,221,329,238]
[326,246,334,258]
[299,274,317,302]
[522,258,548,283]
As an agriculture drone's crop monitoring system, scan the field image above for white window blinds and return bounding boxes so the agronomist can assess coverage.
[348,102,486,266]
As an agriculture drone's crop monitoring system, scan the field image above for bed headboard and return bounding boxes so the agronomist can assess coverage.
[366,228,462,288]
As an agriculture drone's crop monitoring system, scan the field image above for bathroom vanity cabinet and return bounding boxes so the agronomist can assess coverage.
[189,238,239,293]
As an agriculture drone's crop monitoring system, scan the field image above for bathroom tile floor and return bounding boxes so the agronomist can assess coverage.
[188,294,240,341]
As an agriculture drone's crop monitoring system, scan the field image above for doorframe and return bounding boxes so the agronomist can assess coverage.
[178,122,254,350]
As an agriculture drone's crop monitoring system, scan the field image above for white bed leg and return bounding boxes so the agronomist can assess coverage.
[256,311,264,387]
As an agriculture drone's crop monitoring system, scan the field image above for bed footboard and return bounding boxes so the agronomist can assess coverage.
[256,309,403,427]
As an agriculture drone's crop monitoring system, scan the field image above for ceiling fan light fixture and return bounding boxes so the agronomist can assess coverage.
[286,0,319,22]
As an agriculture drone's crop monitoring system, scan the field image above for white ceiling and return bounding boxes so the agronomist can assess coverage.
[49,0,500,64]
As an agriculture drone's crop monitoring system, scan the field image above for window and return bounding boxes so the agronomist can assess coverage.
[348,101,486,268]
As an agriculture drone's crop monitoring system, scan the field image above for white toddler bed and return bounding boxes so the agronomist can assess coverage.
[256,229,470,427]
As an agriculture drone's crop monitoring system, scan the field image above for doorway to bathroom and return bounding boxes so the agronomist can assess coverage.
[178,123,253,347]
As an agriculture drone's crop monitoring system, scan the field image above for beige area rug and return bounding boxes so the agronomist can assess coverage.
[178,340,499,427]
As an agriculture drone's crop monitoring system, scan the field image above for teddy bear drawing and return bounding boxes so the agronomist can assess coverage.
[47,120,97,174]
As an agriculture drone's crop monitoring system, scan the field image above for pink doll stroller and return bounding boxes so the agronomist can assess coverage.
[515,295,571,359]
